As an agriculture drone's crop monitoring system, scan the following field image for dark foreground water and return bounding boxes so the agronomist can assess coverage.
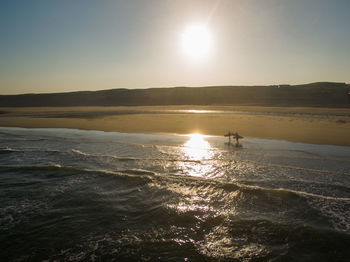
[1,127,350,261]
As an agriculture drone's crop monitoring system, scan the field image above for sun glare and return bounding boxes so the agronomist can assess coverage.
[183,133,211,160]
[180,133,214,177]
[181,24,212,59]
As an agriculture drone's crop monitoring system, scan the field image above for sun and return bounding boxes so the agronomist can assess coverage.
[181,24,212,59]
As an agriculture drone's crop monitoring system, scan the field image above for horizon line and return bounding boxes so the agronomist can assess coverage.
[1,81,348,96]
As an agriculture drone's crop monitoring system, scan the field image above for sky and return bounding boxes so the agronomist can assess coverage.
[1,0,350,94]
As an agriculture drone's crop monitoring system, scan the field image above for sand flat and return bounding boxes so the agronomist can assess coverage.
[0,106,349,146]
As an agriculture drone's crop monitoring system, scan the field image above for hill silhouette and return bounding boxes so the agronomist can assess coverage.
[1,82,349,107]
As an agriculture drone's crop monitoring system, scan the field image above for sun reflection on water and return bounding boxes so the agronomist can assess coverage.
[180,133,215,177]
[183,133,212,161]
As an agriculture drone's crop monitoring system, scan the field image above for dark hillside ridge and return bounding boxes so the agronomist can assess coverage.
[1,82,349,107]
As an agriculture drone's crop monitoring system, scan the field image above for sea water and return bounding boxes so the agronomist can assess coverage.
[0,127,349,261]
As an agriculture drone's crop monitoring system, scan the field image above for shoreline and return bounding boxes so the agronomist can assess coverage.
[2,126,350,149]
[0,106,350,146]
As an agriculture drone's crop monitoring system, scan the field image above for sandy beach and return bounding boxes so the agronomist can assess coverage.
[1,105,350,146]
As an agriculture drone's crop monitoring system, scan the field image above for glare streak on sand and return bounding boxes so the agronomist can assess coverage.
[182,110,216,114]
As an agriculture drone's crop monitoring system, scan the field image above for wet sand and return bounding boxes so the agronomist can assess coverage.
[0,106,350,146]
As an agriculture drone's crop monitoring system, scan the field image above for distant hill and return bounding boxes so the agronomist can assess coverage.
[1,82,349,107]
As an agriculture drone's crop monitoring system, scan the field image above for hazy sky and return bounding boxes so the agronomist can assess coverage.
[1,0,350,94]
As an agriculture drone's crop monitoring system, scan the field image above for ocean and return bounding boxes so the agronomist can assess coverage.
[1,127,349,261]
